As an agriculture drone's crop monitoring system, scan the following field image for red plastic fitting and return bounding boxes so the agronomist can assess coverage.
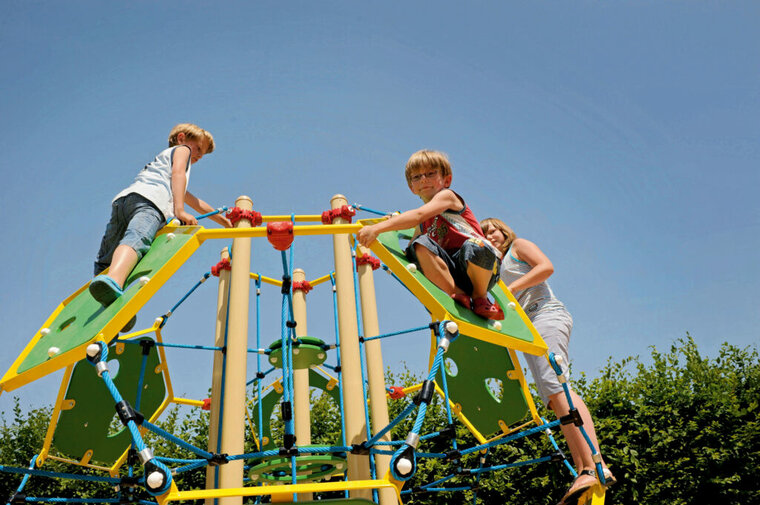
[292,280,313,295]
[226,207,263,226]
[267,221,294,251]
[211,258,231,277]
[321,205,356,225]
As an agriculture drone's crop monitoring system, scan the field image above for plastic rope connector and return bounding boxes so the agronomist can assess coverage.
[292,280,313,294]
[9,493,26,504]
[281,275,292,295]
[281,401,293,422]
[115,400,144,427]
[226,207,263,226]
[439,424,456,440]
[267,221,295,251]
[388,386,406,399]
[279,446,298,457]
[283,433,296,450]
[356,254,381,271]
[211,258,231,277]
[201,398,212,411]
[560,408,583,427]
[207,453,229,466]
[413,380,435,406]
[351,442,370,455]
[139,339,155,356]
[321,205,356,224]
[444,449,461,461]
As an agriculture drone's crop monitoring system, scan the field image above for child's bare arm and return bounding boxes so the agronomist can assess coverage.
[185,191,233,228]
[357,190,460,247]
[171,146,196,225]
[507,238,555,293]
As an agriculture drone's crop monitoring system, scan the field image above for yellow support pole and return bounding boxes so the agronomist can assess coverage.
[356,245,397,505]
[206,246,231,501]
[218,196,253,505]
[330,194,372,498]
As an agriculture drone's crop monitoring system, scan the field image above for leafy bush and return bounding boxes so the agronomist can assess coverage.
[1,336,758,504]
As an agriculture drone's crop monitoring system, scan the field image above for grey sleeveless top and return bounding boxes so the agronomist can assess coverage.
[500,245,570,320]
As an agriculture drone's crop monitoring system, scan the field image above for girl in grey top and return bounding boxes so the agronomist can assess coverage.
[480,217,615,504]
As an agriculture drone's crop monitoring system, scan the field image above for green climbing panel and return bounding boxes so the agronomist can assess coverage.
[1,226,202,392]
[438,332,528,436]
[252,369,340,452]
[53,337,166,464]
[268,337,328,370]
[366,226,546,356]
[248,453,346,483]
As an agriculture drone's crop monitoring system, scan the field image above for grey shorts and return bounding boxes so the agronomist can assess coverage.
[522,309,573,405]
[94,193,164,275]
[405,234,500,296]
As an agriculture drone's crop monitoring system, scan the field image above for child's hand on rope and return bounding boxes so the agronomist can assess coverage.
[175,209,198,226]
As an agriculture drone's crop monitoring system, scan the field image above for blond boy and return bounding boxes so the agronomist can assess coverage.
[90,124,231,321]
[357,150,503,319]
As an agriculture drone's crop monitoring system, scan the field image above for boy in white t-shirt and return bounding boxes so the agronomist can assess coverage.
[90,123,231,315]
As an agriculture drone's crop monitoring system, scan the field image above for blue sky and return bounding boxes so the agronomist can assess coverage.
[1,2,758,411]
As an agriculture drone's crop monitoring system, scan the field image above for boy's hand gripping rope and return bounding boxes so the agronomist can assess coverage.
[85,342,173,496]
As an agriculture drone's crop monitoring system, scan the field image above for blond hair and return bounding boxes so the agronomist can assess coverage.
[405,149,452,185]
[479,217,517,254]
[168,123,215,154]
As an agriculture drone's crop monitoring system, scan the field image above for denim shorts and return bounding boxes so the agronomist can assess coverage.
[94,193,164,275]
[405,234,500,296]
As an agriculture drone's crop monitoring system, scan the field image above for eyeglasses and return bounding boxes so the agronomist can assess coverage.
[410,170,440,183]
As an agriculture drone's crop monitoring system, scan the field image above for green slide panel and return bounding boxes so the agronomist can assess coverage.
[374,228,536,345]
[53,337,166,464]
[438,333,528,436]
[15,227,201,377]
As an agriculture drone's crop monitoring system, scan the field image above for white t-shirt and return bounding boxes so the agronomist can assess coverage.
[114,146,192,220]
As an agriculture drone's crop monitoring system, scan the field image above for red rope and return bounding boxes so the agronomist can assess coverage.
[226,207,263,226]
[211,258,231,277]
[321,205,356,224]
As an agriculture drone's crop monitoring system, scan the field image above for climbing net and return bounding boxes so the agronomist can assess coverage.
[1,203,608,504]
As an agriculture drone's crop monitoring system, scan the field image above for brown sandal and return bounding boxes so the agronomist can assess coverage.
[557,469,596,505]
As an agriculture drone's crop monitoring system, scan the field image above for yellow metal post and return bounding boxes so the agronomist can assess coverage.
[218,196,253,505]
[330,194,372,498]
[206,247,231,501]
[356,245,398,505]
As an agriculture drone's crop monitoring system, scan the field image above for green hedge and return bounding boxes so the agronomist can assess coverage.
[1,336,758,504]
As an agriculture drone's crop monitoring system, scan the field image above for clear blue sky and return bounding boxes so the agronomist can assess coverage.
[1,2,758,411]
